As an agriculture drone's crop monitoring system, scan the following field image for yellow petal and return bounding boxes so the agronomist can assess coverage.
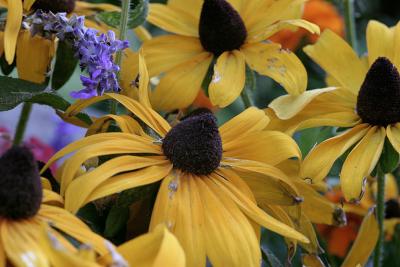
[212,175,309,243]
[151,52,212,111]
[64,156,167,213]
[120,48,138,96]
[148,4,198,37]
[292,213,321,254]
[138,50,152,108]
[42,189,64,207]
[150,173,206,267]
[385,173,399,200]
[0,227,5,267]
[133,26,152,42]
[83,164,172,211]
[247,19,319,43]
[242,42,307,95]
[392,22,400,68]
[197,177,261,267]
[300,124,370,183]
[1,220,50,267]
[168,0,202,20]
[4,0,22,64]
[219,107,270,144]
[143,35,205,77]
[387,123,400,154]
[209,50,246,107]
[303,30,368,94]
[341,207,378,267]
[86,114,143,136]
[16,31,55,83]
[100,225,185,267]
[223,131,301,166]
[384,218,400,239]
[23,0,36,10]
[366,20,395,66]
[245,0,305,37]
[269,87,337,120]
[341,126,386,202]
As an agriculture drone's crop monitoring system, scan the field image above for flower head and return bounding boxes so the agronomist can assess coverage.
[136,0,319,110]
[267,21,400,202]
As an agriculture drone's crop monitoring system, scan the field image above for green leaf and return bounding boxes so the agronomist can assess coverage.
[261,246,283,267]
[0,76,92,125]
[96,0,149,29]
[116,182,160,208]
[104,205,130,238]
[379,138,399,173]
[0,54,15,76]
[51,41,78,90]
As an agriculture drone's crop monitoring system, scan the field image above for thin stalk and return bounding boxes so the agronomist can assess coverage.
[241,89,253,108]
[343,0,358,51]
[373,168,386,267]
[13,103,32,146]
[111,0,131,114]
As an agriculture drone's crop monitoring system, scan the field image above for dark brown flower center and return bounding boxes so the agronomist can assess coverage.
[162,108,222,175]
[31,0,76,13]
[0,147,42,220]
[385,199,400,219]
[356,57,400,126]
[199,0,247,56]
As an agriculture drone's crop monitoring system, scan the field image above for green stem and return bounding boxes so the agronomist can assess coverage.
[111,0,131,114]
[241,89,253,109]
[374,168,386,267]
[343,0,358,51]
[13,103,32,146]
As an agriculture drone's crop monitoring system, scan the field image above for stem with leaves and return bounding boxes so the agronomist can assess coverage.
[13,102,32,146]
[373,167,385,267]
[112,0,131,114]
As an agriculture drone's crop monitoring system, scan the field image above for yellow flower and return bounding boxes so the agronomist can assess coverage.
[44,55,309,267]
[0,146,110,267]
[140,0,319,110]
[267,21,400,202]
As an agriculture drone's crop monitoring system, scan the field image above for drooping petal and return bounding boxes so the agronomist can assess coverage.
[151,52,212,111]
[245,0,305,36]
[86,114,144,136]
[341,126,386,202]
[341,208,378,267]
[137,50,152,108]
[247,19,319,44]
[223,131,301,166]
[42,190,64,207]
[303,30,368,94]
[269,87,337,120]
[84,164,172,208]
[16,31,55,83]
[64,156,168,213]
[242,42,307,95]
[100,225,186,267]
[143,35,205,77]
[148,4,199,37]
[197,177,261,267]
[219,107,270,144]
[1,220,50,267]
[209,50,246,108]
[150,173,206,267]
[212,175,309,243]
[4,0,22,64]
[387,123,400,154]
[366,20,395,66]
[120,48,138,96]
[300,124,370,183]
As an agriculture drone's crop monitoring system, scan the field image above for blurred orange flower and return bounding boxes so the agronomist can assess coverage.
[270,0,344,50]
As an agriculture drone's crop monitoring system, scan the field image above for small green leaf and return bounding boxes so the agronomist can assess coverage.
[261,246,283,267]
[104,205,129,238]
[96,0,149,29]
[0,54,15,76]
[379,138,399,173]
[51,41,78,90]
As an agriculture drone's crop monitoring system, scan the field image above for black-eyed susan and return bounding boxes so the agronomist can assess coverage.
[43,55,310,267]
[140,0,319,110]
[267,21,400,202]
[0,146,113,267]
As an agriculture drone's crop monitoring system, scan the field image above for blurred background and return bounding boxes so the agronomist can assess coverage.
[0,0,399,266]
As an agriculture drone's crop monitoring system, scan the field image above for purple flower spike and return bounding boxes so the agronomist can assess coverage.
[30,10,129,99]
